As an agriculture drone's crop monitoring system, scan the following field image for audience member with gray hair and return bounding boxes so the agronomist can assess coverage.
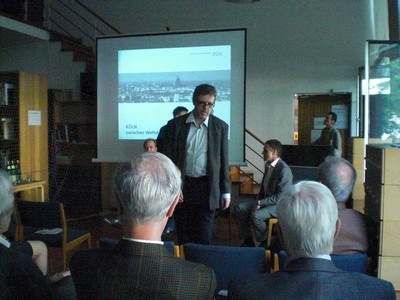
[228,181,396,299]
[71,152,216,299]
[0,170,54,299]
[317,156,368,255]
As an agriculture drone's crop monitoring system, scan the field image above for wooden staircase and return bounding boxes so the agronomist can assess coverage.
[230,167,260,196]
[49,30,96,73]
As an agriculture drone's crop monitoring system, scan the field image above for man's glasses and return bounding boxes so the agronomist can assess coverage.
[195,100,215,108]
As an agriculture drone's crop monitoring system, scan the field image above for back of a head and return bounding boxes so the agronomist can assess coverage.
[0,170,14,232]
[277,181,338,258]
[317,157,356,203]
[113,152,181,224]
[172,106,188,118]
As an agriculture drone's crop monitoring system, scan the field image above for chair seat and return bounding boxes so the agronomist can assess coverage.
[29,229,90,248]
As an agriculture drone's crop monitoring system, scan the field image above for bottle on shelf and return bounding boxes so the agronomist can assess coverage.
[6,160,11,176]
[16,159,21,184]
[11,160,17,184]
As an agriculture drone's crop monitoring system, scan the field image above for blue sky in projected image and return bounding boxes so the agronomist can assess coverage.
[119,70,229,82]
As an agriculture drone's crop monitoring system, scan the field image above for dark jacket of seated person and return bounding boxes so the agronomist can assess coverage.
[71,239,216,299]
[71,153,217,300]
[0,243,54,299]
[229,181,395,300]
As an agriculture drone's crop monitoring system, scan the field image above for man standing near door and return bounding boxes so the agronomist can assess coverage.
[312,112,342,157]
[160,83,231,245]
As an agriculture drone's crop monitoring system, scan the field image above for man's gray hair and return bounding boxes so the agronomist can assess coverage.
[0,170,14,219]
[113,152,181,224]
[277,181,338,258]
[317,157,356,203]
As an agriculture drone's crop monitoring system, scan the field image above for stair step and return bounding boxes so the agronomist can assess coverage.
[229,167,254,183]
[240,179,260,195]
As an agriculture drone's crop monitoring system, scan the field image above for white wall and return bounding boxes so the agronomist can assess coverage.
[83,0,373,144]
[0,0,378,180]
[0,41,86,100]
[83,0,374,180]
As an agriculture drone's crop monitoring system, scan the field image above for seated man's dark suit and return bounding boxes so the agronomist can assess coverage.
[235,158,293,243]
[333,202,368,255]
[228,257,396,299]
[0,244,53,299]
[70,239,217,299]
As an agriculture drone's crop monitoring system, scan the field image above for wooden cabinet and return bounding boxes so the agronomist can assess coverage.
[365,144,400,290]
[0,71,48,201]
[347,138,364,212]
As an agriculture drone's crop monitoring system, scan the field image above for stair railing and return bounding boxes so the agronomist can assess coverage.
[233,129,265,186]
[45,0,121,48]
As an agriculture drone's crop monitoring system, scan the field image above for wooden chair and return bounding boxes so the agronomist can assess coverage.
[180,243,268,295]
[266,218,279,248]
[14,199,91,271]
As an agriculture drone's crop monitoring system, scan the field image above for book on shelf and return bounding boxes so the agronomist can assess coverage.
[57,124,79,143]
[0,83,16,105]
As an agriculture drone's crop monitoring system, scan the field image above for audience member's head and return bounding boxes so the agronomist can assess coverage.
[0,170,14,233]
[172,106,188,118]
[317,157,356,203]
[143,138,157,152]
[264,139,283,158]
[277,181,339,258]
[113,152,181,226]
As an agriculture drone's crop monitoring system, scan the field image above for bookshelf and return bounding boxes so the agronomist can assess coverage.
[0,71,49,201]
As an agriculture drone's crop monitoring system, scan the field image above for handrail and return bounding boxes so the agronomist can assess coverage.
[45,0,122,49]
[245,128,264,145]
[74,0,121,34]
[55,0,106,36]
[49,5,95,42]
[232,129,265,186]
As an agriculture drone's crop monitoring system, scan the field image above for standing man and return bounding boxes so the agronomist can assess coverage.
[234,139,293,247]
[313,111,342,157]
[161,84,230,245]
[317,156,368,255]
[70,152,217,299]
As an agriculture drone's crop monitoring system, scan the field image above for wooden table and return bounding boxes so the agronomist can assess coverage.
[14,180,46,202]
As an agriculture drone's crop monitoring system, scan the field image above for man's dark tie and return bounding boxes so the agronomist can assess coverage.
[263,164,273,195]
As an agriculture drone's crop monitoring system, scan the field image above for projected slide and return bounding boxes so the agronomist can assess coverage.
[117,45,231,140]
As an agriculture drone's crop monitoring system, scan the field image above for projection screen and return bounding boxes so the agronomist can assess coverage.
[95,28,246,165]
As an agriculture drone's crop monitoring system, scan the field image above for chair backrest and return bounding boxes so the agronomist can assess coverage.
[277,250,368,273]
[15,200,62,229]
[331,253,368,273]
[181,243,267,293]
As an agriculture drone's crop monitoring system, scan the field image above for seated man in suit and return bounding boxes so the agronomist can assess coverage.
[0,170,74,299]
[317,156,368,254]
[143,138,158,152]
[228,181,396,299]
[234,139,293,247]
[70,152,217,299]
